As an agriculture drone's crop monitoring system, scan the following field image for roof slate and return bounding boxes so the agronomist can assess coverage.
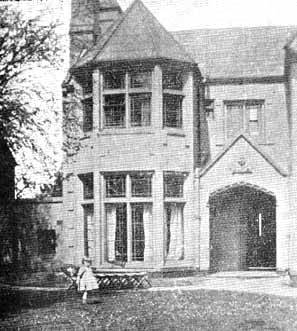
[74,0,194,68]
[173,26,297,79]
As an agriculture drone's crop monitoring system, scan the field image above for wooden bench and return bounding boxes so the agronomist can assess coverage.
[93,270,152,290]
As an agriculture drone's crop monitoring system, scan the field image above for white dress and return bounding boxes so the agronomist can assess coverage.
[77,266,98,292]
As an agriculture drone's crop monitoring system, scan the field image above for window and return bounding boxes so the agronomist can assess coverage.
[163,94,183,128]
[131,204,145,261]
[131,173,152,197]
[130,94,151,127]
[104,71,125,89]
[104,94,125,128]
[102,71,152,129]
[225,100,264,139]
[79,173,94,199]
[105,174,126,197]
[163,71,183,90]
[104,172,153,263]
[83,204,94,259]
[165,203,184,260]
[164,172,185,198]
[164,172,185,261]
[82,98,93,132]
[130,71,151,89]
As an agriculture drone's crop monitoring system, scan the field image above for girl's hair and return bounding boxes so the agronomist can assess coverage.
[82,256,92,264]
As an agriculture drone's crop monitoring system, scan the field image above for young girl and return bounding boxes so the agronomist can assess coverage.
[77,256,98,304]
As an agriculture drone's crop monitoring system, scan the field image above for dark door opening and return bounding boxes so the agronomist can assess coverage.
[209,185,276,272]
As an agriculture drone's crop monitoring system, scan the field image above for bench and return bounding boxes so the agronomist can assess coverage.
[93,270,151,290]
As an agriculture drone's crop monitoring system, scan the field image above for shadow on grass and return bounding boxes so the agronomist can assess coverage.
[0,288,71,316]
[0,286,129,318]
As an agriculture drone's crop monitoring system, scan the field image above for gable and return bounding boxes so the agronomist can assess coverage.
[200,135,287,179]
[75,0,194,68]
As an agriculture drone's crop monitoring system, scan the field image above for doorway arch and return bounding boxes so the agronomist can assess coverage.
[209,183,276,272]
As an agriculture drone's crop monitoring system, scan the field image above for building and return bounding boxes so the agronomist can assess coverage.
[60,0,297,273]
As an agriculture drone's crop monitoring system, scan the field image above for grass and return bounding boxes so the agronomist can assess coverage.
[1,288,297,330]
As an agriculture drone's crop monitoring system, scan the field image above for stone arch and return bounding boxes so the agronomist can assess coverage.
[209,182,277,272]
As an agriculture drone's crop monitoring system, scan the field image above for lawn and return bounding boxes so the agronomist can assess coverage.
[1,288,297,330]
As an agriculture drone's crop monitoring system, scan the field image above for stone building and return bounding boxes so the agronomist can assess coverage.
[59,0,297,273]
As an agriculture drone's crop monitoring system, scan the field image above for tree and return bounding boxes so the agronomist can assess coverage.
[0,5,64,197]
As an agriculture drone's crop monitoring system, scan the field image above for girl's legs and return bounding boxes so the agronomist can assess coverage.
[82,291,87,304]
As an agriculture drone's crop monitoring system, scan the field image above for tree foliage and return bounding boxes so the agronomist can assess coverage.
[0,5,64,197]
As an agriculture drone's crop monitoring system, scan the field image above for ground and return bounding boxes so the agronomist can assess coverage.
[1,288,297,330]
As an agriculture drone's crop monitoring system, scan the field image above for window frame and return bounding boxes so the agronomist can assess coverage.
[164,172,186,198]
[82,97,93,132]
[224,99,265,140]
[163,94,183,129]
[103,172,153,264]
[78,173,94,200]
[101,70,152,130]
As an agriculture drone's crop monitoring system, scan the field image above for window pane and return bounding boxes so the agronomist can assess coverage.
[130,94,151,127]
[104,94,125,128]
[226,103,244,139]
[164,174,184,198]
[131,174,152,197]
[82,98,93,132]
[106,174,126,197]
[131,204,145,261]
[247,104,261,136]
[83,204,94,258]
[165,203,184,260]
[163,72,183,90]
[104,71,125,89]
[79,173,94,199]
[130,71,151,88]
[163,95,183,128]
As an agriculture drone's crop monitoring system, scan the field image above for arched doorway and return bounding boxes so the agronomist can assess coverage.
[209,183,276,272]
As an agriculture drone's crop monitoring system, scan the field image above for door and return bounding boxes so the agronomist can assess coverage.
[247,204,276,268]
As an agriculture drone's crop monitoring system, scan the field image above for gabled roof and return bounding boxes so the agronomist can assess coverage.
[74,0,194,68]
[173,26,297,79]
[200,134,288,178]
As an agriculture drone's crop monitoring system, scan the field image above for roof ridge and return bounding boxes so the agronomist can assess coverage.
[173,25,297,34]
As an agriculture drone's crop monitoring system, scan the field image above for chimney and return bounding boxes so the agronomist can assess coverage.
[69,0,122,66]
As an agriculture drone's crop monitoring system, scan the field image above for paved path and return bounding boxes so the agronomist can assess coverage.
[149,272,297,298]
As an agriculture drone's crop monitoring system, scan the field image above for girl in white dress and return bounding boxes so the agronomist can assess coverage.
[76,256,98,304]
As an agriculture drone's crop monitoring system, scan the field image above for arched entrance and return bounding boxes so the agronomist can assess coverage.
[209,183,276,272]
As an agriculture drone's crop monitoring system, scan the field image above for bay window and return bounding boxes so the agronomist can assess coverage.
[104,172,153,263]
